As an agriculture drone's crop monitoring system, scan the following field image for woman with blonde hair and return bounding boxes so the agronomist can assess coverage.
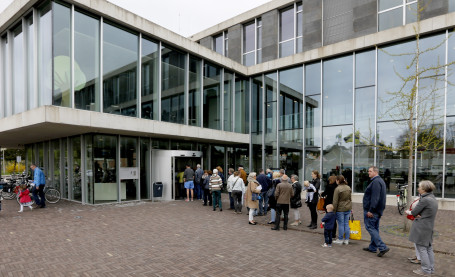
[245,172,262,225]
[267,171,281,225]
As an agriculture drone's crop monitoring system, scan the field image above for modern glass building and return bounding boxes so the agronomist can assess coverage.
[1,0,455,209]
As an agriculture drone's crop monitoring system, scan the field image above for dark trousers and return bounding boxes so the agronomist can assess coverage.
[212,191,222,210]
[194,183,202,199]
[32,185,46,207]
[324,229,334,245]
[232,190,243,213]
[228,192,235,209]
[308,202,317,225]
[203,188,211,205]
[275,204,289,230]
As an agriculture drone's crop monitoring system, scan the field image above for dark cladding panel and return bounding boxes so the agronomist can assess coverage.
[261,9,278,63]
[302,0,322,52]
[227,24,242,64]
[199,36,212,50]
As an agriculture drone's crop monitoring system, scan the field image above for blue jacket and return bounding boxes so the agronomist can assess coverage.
[363,175,386,216]
[33,167,46,187]
[256,173,270,192]
[321,212,336,230]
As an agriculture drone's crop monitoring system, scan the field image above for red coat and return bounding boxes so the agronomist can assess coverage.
[19,189,32,203]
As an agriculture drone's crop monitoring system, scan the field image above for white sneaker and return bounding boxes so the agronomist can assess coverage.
[333,239,343,244]
[343,240,349,245]
[18,210,23,213]
[322,243,331,247]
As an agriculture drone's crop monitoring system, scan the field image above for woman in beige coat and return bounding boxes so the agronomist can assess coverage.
[245,172,261,225]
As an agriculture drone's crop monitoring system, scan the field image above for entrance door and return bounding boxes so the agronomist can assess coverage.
[173,156,202,200]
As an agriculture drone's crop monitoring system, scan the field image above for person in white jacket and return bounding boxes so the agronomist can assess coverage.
[227,171,245,214]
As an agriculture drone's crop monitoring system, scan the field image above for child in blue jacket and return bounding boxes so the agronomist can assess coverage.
[321,204,337,247]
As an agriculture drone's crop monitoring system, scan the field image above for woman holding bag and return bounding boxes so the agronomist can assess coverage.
[307,170,321,229]
[245,172,261,225]
[332,175,352,245]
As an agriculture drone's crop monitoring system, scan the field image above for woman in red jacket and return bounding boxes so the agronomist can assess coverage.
[18,184,34,212]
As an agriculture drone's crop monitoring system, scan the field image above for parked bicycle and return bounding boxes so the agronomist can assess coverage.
[14,180,61,205]
[396,183,408,215]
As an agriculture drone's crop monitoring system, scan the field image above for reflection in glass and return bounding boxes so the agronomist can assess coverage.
[355,87,375,143]
[12,24,25,114]
[235,75,249,134]
[224,71,233,131]
[445,117,455,198]
[243,22,255,53]
[305,148,320,181]
[26,14,36,110]
[53,2,71,107]
[71,136,82,202]
[189,56,201,126]
[265,73,277,168]
[323,55,353,126]
[356,50,375,88]
[279,67,303,175]
[448,33,455,116]
[405,3,417,24]
[103,22,138,116]
[161,45,185,124]
[379,0,402,11]
[279,40,294,58]
[252,76,263,169]
[141,37,159,119]
[1,35,8,118]
[243,52,255,67]
[85,135,93,204]
[140,138,150,199]
[214,34,223,54]
[305,62,321,96]
[38,2,52,106]
[379,8,403,31]
[228,146,249,172]
[74,10,100,111]
[93,135,117,204]
[280,6,294,42]
[322,125,353,189]
[121,137,138,201]
[376,121,410,195]
[203,62,221,130]
[62,139,68,199]
[51,140,61,194]
[305,94,321,147]
[211,145,225,171]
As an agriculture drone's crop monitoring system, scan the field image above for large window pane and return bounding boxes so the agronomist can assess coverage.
[120,137,138,201]
[265,73,277,168]
[141,37,159,120]
[356,50,375,88]
[38,2,52,106]
[322,125,353,189]
[203,63,221,130]
[405,3,418,25]
[103,22,138,116]
[305,62,321,96]
[379,0,402,11]
[75,10,100,111]
[243,22,255,54]
[12,24,25,114]
[1,35,9,118]
[93,135,117,204]
[235,75,250,134]
[252,76,263,169]
[279,67,303,176]
[280,6,294,42]
[26,14,36,110]
[189,56,201,126]
[213,34,223,54]
[376,121,410,195]
[85,135,93,204]
[243,52,255,67]
[305,148,320,180]
[445,117,455,198]
[224,71,233,131]
[379,8,403,31]
[140,138,150,199]
[305,94,321,147]
[323,55,353,126]
[279,40,294,58]
[70,136,82,202]
[53,2,71,107]
[161,45,185,124]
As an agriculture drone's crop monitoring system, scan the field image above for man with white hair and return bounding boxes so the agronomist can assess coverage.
[209,169,223,211]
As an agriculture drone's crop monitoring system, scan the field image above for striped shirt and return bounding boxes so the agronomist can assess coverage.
[209,174,223,191]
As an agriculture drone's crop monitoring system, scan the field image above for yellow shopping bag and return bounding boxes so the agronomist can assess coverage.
[349,212,362,240]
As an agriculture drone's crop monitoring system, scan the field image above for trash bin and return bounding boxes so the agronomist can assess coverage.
[153,182,163,198]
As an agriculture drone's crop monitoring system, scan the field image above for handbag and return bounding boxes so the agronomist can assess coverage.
[349,211,362,240]
[407,198,420,221]
[266,186,275,198]
[316,195,325,211]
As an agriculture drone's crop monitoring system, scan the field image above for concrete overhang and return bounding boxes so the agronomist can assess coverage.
[0,106,250,148]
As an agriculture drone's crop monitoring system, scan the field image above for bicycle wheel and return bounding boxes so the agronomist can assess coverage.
[2,191,16,200]
[45,188,61,204]
[397,196,406,215]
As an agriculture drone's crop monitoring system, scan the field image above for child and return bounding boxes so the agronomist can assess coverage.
[18,184,34,213]
[302,181,316,203]
[321,204,336,247]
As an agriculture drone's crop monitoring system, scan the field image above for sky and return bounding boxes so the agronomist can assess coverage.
[0,0,270,37]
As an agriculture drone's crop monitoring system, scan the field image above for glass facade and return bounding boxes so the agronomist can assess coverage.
[203,62,221,130]
[53,2,71,107]
[141,37,159,119]
[161,45,185,124]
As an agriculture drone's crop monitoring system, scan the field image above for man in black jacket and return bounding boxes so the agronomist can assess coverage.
[363,166,389,257]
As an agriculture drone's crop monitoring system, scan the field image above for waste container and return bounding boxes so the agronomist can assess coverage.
[153,182,163,198]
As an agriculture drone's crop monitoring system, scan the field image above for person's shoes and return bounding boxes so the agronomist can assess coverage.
[410,259,421,264]
[412,269,432,276]
[322,243,332,248]
[408,256,418,261]
[306,223,313,227]
[191,199,193,201]
[249,221,257,225]
[309,224,317,229]
[267,221,275,224]
[18,210,23,213]
[333,239,344,245]
[271,227,279,230]
[299,220,302,225]
[290,222,299,226]
[363,247,376,253]
[343,240,349,245]
[283,226,287,230]
[213,209,216,211]
[40,205,45,208]
[203,204,207,206]
[219,209,222,212]
[29,206,33,210]
[185,199,189,202]
[257,213,263,216]
[377,248,390,257]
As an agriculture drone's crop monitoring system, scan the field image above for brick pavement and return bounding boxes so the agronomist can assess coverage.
[0,194,454,276]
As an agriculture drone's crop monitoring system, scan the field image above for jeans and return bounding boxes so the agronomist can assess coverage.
[228,192,235,209]
[258,191,268,215]
[232,190,242,213]
[270,208,276,222]
[275,204,289,230]
[32,185,45,207]
[364,211,387,252]
[324,229,333,245]
[416,243,435,274]
[212,190,222,210]
[194,183,202,199]
[337,211,351,241]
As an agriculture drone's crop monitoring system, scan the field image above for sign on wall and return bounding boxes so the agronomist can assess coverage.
[119,167,139,180]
